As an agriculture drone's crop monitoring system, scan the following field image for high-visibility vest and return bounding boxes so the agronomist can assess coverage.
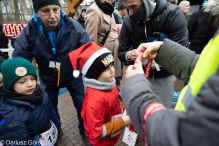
[175,28,219,111]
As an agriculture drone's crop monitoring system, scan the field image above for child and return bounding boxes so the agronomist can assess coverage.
[0,58,60,146]
[69,42,131,146]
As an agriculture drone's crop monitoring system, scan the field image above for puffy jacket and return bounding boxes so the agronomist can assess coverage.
[12,10,91,88]
[0,85,61,145]
[188,9,219,54]
[118,0,189,78]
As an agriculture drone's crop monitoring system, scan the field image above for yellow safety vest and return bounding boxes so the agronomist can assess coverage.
[175,29,219,111]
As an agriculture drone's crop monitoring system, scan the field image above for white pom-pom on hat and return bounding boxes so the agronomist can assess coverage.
[73,70,80,78]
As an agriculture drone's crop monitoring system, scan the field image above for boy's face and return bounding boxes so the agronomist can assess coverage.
[13,75,36,95]
[0,72,4,88]
[97,64,115,82]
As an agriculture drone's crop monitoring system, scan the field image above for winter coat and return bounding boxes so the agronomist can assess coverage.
[118,0,189,78]
[0,25,9,60]
[0,85,61,144]
[12,10,91,88]
[188,9,219,54]
[77,14,85,28]
[122,38,219,146]
[84,2,121,78]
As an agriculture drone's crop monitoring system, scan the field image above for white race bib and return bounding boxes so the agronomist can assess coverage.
[122,127,138,146]
[38,121,58,146]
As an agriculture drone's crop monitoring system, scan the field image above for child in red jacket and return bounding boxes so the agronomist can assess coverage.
[69,42,131,146]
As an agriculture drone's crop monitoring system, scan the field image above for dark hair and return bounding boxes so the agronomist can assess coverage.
[70,12,77,18]
[81,8,87,13]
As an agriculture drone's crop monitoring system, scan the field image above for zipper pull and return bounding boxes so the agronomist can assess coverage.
[52,48,56,54]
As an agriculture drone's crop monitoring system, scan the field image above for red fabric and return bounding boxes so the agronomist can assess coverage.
[81,84,122,146]
[142,102,167,146]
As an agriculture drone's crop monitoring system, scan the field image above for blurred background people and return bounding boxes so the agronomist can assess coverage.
[71,12,78,20]
[0,24,9,60]
[188,0,219,54]
[77,8,87,28]
[178,0,190,15]
[167,0,178,4]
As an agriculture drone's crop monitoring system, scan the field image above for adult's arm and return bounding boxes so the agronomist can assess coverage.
[12,26,33,61]
[122,67,219,146]
[155,39,199,83]
[118,16,132,63]
[75,20,91,47]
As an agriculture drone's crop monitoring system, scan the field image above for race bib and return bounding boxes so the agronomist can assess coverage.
[122,127,138,146]
[38,121,58,146]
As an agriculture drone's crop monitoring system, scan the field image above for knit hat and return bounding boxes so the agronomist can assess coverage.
[81,8,87,13]
[69,42,114,79]
[117,0,126,11]
[32,0,61,12]
[1,58,38,90]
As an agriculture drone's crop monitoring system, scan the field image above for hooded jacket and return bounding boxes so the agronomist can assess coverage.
[118,0,189,78]
[187,0,219,54]
[12,10,91,88]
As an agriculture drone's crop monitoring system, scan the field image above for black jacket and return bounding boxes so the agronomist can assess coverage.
[118,0,189,79]
[187,9,218,54]
[0,25,9,59]
[77,14,85,28]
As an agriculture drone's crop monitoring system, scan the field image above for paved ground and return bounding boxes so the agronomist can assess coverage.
[56,66,184,146]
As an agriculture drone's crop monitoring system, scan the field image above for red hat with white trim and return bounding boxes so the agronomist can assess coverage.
[69,42,114,79]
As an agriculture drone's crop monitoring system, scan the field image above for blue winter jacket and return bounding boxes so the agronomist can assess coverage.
[12,10,91,88]
[0,85,61,145]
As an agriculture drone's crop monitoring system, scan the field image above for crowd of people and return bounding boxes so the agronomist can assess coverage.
[0,0,219,145]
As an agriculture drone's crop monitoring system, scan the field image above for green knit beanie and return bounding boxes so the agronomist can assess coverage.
[1,58,38,90]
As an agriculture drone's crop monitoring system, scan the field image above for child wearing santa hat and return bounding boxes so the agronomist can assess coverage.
[69,42,131,146]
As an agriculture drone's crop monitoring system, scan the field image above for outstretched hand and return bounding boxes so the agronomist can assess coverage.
[134,41,163,59]
[125,61,144,80]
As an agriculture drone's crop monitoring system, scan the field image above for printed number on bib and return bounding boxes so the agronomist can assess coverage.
[38,121,58,146]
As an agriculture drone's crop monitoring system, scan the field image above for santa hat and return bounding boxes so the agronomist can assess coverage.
[69,42,114,79]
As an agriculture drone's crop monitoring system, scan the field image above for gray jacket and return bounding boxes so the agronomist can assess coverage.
[122,39,219,146]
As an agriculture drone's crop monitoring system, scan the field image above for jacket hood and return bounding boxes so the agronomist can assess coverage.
[142,0,156,19]
[82,75,115,90]
[150,0,168,19]
[204,0,219,16]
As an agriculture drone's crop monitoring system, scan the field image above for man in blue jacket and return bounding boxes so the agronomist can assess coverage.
[12,0,91,143]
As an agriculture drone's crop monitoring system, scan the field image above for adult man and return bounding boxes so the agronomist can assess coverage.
[113,0,128,24]
[12,0,91,142]
[77,8,87,28]
[118,0,189,108]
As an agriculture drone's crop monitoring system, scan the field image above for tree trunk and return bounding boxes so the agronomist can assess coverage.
[13,0,20,23]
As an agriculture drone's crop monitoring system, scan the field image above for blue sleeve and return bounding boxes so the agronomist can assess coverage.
[12,26,33,62]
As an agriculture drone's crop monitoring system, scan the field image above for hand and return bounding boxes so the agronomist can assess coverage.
[121,110,131,126]
[134,42,163,59]
[125,61,144,80]
[127,50,137,61]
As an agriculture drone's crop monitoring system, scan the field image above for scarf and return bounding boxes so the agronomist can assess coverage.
[95,0,114,16]
[83,75,115,90]
[1,84,43,104]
